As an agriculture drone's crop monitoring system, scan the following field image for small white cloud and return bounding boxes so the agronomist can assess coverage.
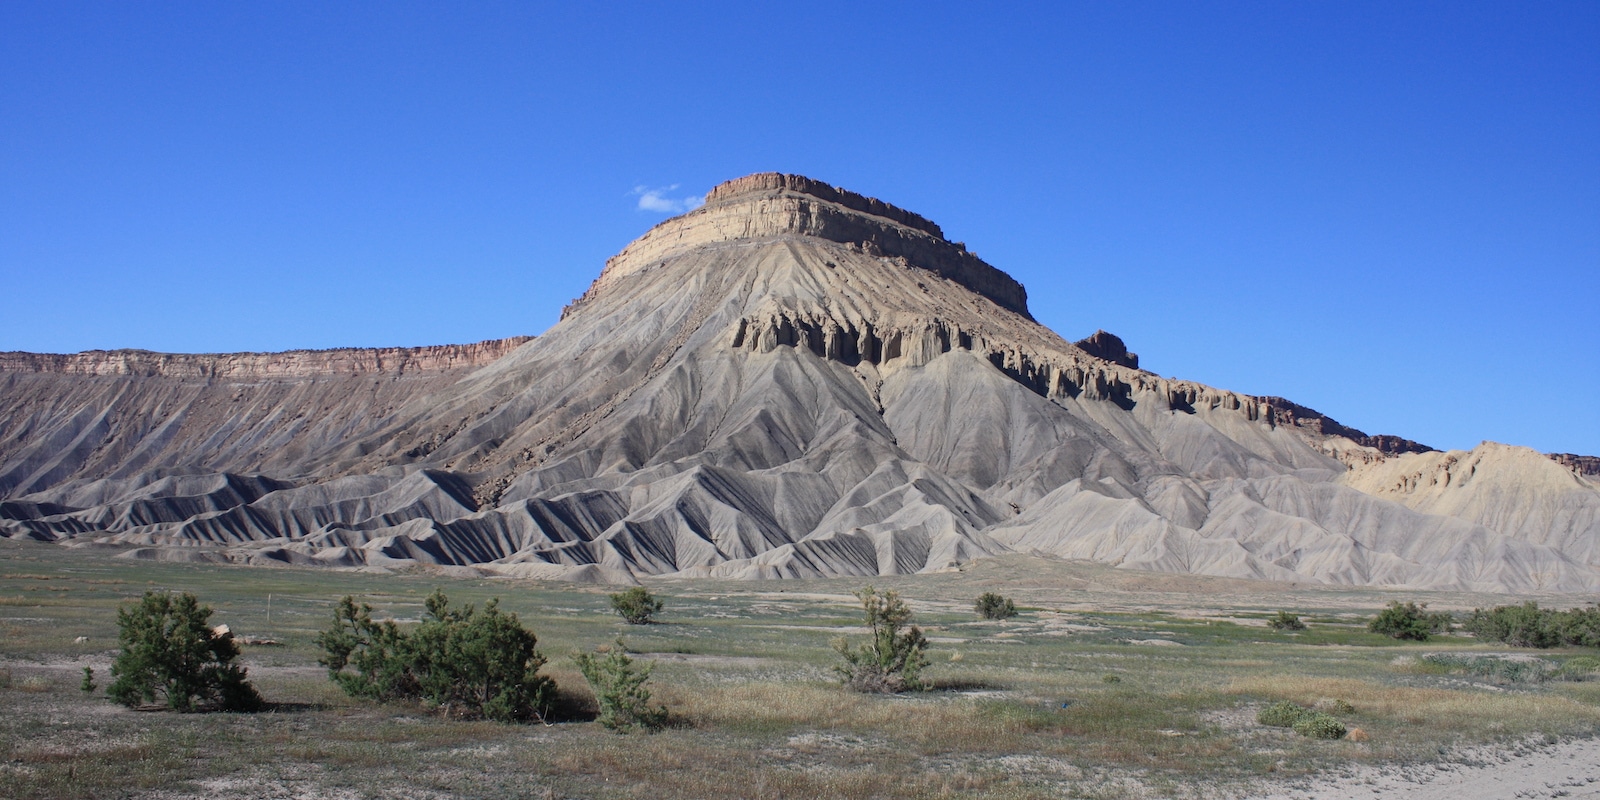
[631,184,705,214]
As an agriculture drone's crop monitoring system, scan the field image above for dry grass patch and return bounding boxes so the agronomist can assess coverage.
[664,679,1237,774]
[669,681,1066,746]
[537,733,1054,800]
[1555,682,1600,706]
[2,740,191,800]
[1226,675,1600,738]
[18,675,53,693]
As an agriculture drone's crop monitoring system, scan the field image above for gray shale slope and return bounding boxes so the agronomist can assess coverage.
[4,173,1597,590]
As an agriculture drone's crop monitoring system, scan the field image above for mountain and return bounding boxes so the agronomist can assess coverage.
[3,173,1596,591]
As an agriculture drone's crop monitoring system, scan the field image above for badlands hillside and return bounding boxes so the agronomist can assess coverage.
[2,173,1596,591]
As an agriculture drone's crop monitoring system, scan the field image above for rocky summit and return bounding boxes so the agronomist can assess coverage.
[3,173,1597,591]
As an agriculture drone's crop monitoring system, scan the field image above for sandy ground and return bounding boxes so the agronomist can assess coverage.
[1250,736,1600,800]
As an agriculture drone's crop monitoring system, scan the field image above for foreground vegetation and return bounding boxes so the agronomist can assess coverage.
[3,540,1599,799]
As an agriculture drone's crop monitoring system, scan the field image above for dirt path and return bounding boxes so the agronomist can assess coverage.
[1250,736,1600,799]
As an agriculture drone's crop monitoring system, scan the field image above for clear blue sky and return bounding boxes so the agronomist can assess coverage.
[2,2,1596,456]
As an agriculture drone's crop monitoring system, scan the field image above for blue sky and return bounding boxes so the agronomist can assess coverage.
[2,2,1596,456]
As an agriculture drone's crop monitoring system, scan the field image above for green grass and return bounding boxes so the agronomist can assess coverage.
[3,539,1599,799]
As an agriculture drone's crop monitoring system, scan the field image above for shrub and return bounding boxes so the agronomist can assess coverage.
[1257,700,1308,727]
[1369,601,1450,641]
[1465,602,1600,648]
[1293,711,1348,740]
[317,596,413,702]
[81,666,96,694]
[1464,602,1560,648]
[1267,611,1307,631]
[609,587,663,625]
[975,592,1018,620]
[318,590,553,722]
[833,586,929,693]
[1257,701,1348,738]
[573,639,667,732]
[107,591,261,712]
[1556,605,1600,647]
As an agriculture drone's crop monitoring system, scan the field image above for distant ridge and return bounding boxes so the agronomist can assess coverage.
[0,336,533,378]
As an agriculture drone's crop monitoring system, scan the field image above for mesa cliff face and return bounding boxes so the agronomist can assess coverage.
[0,337,532,497]
[0,338,533,379]
[581,172,1030,317]
[2,174,1594,592]
[1551,453,1600,477]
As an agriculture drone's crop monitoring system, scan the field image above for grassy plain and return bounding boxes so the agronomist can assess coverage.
[2,538,1598,799]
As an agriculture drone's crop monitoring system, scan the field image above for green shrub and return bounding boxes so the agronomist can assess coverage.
[1555,605,1600,647]
[975,592,1018,620]
[1369,601,1450,641]
[1465,602,1600,648]
[1267,611,1307,631]
[318,590,553,722]
[609,587,664,625]
[107,591,261,712]
[833,586,929,693]
[1257,700,1308,727]
[1464,602,1559,648]
[573,639,667,732]
[81,666,96,694]
[317,596,412,702]
[1293,711,1348,739]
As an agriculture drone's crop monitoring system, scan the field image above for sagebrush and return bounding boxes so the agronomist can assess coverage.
[1421,653,1555,684]
[1293,711,1347,740]
[1256,700,1347,739]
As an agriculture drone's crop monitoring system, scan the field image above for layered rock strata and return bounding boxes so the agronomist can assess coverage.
[0,337,532,379]
[1551,453,1600,477]
[0,337,532,497]
[573,172,1030,318]
[2,174,1595,592]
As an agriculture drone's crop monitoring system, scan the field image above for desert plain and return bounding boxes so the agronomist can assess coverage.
[4,539,1599,800]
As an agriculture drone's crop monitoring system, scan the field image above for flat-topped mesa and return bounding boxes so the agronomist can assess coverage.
[702,173,947,238]
[584,172,1032,318]
[0,336,533,380]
